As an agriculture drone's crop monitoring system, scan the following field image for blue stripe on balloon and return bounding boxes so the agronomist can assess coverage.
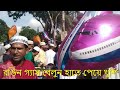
[79,48,120,62]
[61,48,70,70]
[61,33,80,70]
[60,12,89,70]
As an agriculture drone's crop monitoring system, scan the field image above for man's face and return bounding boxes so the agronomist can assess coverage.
[10,43,27,61]
[41,45,47,51]
[32,51,39,56]
[28,44,34,51]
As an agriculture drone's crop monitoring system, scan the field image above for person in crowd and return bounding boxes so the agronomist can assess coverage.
[3,44,12,62]
[0,45,6,64]
[34,41,47,67]
[24,40,35,65]
[46,43,56,65]
[32,46,41,67]
[27,40,34,52]
[0,35,37,79]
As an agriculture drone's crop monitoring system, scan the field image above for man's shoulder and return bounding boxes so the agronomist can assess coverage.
[26,51,32,55]
[46,49,54,52]
[40,49,45,53]
[3,60,11,64]
[23,60,35,69]
[24,60,34,64]
[46,50,50,53]
[25,52,33,60]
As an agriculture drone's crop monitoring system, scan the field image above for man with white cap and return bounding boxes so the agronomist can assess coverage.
[24,40,35,65]
[0,35,37,79]
[34,41,47,67]
[46,43,56,65]
[32,46,40,56]
[27,40,34,51]
[31,46,41,66]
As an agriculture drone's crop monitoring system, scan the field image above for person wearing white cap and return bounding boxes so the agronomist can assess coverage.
[40,42,46,46]
[45,43,56,65]
[3,44,12,62]
[24,40,35,65]
[0,45,6,64]
[0,35,37,79]
[25,46,40,67]
[32,46,40,56]
[28,40,34,51]
[32,46,41,66]
[34,41,47,67]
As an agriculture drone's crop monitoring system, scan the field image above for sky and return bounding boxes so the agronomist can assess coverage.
[0,11,85,35]
[0,11,44,35]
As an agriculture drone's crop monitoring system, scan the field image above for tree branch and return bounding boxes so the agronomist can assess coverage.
[47,11,54,34]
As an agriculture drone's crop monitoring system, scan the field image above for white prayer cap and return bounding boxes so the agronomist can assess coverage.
[28,40,33,45]
[33,46,40,52]
[4,44,11,50]
[49,43,56,47]
[10,35,28,46]
[40,42,46,46]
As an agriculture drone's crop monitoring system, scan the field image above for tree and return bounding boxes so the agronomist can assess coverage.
[7,11,83,43]
[0,19,10,42]
[19,26,37,40]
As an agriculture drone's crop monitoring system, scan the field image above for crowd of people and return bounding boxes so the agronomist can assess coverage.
[0,35,57,79]
[0,35,119,79]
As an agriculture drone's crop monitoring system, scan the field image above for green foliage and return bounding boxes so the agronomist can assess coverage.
[7,11,82,41]
[7,11,77,31]
[19,26,37,40]
[7,11,27,22]
[0,19,9,42]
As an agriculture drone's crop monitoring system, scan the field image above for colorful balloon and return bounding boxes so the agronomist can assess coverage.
[57,11,120,71]
[8,25,17,40]
[33,35,41,44]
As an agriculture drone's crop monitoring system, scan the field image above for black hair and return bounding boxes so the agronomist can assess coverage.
[32,49,39,53]
[24,44,28,48]
[34,42,39,46]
